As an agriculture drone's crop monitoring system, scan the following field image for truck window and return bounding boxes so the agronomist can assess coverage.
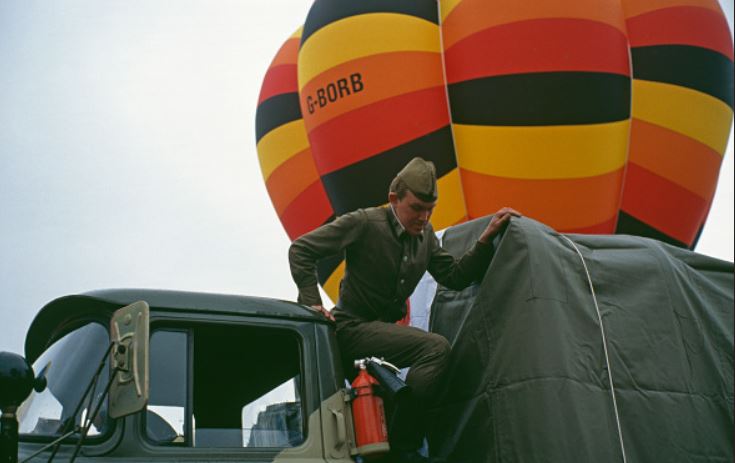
[17,322,111,440]
[146,330,187,444]
[146,323,305,449]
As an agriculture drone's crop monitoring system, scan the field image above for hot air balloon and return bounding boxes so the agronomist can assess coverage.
[618,0,734,246]
[256,0,734,301]
[256,27,344,298]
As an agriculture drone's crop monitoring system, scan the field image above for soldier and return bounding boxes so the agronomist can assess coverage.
[289,157,520,463]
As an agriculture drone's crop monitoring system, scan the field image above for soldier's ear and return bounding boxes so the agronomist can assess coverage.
[388,191,399,206]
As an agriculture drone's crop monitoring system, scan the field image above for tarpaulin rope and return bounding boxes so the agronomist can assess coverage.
[561,235,628,463]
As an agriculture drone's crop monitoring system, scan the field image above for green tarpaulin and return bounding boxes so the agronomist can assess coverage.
[427,217,733,463]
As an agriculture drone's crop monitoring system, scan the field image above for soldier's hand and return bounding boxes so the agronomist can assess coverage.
[479,207,521,243]
[311,304,335,322]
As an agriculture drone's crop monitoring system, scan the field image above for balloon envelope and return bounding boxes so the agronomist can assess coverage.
[256,0,734,301]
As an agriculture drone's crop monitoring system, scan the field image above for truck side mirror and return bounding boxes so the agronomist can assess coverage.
[108,301,149,419]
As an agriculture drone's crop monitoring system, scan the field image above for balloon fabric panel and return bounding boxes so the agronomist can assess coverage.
[255,29,335,245]
[305,86,451,175]
[621,163,709,245]
[452,122,630,180]
[444,18,631,82]
[300,0,439,44]
[632,80,731,157]
[266,147,320,217]
[460,168,625,232]
[621,0,726,20]
[626,7,734,60]
[440,0,628,49]
[298,0,466,230]
[299,52,446,132]
[442,0,632,234]
[619,0,733,247]
[319,127,458,217]
[628,119,722,200]
[447,73,631,126]
[255,93,302,143]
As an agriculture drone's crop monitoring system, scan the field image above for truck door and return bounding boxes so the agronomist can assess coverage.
[134,318,329,462]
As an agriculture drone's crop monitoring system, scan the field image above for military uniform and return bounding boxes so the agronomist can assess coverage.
[288,158,495,454]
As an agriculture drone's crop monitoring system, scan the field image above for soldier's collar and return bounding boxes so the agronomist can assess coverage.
[387,205,424,241]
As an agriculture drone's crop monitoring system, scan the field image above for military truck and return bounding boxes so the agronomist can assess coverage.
[2,218,733,463]
[4,289,362,463]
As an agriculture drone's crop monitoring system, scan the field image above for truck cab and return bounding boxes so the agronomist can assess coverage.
[15,289,357,462]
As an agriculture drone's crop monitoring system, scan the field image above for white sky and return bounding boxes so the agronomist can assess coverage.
[0,1,733,355]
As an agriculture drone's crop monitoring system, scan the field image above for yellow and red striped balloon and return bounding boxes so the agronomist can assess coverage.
[297,0,467,230]
[442,0,631,234]
[256,28,333,242]
[255,0,733,301]
[618,0,734,246]
[255,28,343,295]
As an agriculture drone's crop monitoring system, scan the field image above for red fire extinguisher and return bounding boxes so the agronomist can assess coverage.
[351,359,390,458]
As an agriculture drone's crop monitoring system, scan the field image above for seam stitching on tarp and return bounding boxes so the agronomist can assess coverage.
[561,234,628,463]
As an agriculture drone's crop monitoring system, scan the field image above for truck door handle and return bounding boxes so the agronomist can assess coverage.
[329,408,346,449]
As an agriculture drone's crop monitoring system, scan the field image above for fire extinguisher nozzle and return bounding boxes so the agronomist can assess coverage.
[366,360,411,402]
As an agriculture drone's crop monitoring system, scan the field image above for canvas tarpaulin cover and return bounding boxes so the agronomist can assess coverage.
[427,217,733,463]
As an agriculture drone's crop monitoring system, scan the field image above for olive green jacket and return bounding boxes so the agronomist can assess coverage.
[289,207,493,322]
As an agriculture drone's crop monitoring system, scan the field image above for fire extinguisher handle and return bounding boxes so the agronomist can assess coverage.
[367,357,400,374]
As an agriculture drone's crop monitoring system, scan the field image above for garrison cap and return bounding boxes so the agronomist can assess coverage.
[392,157,438,202]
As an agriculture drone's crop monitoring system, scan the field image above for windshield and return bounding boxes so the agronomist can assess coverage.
[18,322,110,438]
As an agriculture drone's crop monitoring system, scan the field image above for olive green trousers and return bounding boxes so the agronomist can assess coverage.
[334,310,451,451]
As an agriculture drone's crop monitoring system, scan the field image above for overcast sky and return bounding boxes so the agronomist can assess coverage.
[1,1,733,355]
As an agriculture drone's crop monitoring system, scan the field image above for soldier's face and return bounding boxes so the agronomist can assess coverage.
[389,190,436,236]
